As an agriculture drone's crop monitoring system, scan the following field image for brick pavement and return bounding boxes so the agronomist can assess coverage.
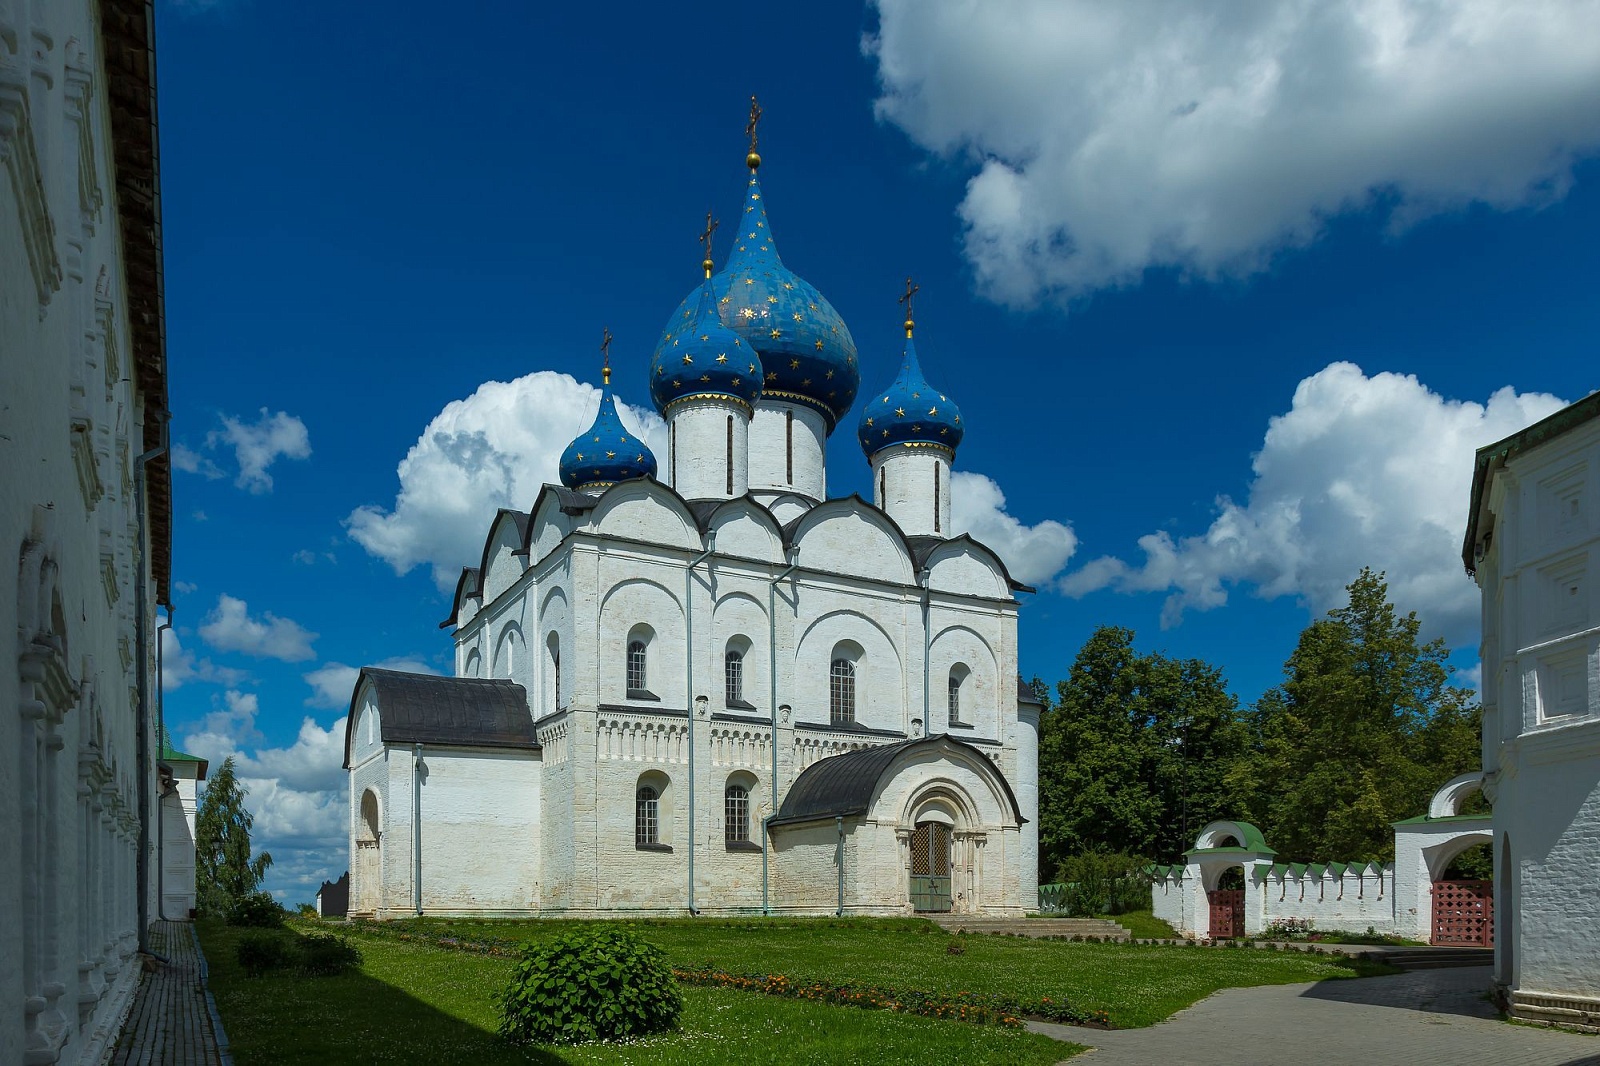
[111,921,229,1066]
[1030,967,1600,1065]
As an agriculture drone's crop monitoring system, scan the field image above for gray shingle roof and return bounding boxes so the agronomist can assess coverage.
[770,734,1025,827]
[342,668,538,767]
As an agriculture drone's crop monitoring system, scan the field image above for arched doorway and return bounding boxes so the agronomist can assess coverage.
[1209,866,1246,939]
[356,789,382,915]
[1431,837,1494,946]
[909,821,952,913]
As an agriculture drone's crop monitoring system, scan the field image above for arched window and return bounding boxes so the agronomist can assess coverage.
[636,786,659,847]
[725,648,744,705]
[546,633,561,712]
[627,640,648,694]
[830,658,856,725]
[947,664,970,726]
[725,784,750,845]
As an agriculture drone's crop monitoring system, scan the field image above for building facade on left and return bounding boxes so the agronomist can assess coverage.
[2,0,178,1062]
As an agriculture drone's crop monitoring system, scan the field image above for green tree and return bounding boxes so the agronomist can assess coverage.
[1243,568,1481,861]
[195,756,273,916]
[1037,626,1251,876]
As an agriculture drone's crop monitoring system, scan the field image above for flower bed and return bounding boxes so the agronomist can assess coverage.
[337,921,1113,1029]
[672,964,1112,1029]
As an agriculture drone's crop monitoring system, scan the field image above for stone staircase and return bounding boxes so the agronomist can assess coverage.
[928,915,1129,940]
[1373,946,1494,970]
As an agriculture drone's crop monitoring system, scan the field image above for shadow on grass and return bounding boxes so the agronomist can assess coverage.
[200,921,567,1065]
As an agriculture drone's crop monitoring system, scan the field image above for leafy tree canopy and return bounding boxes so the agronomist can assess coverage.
[195,755,273,917]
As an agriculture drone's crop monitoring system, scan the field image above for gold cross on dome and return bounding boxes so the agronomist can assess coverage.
[899,277,919,338]
[746,95,762,152]
[600,327,613,385]
[699,211,719,275]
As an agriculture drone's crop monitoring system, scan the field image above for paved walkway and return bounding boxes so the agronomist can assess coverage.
[1031,967,1600,1065]
[111,920,229,1066]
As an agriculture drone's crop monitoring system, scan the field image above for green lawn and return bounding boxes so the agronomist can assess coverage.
[1106,910,1179,939]
[369,915,1393,1029]
[198,921,1072,1065]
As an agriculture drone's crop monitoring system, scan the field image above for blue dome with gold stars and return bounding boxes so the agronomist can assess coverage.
[654,171,859,430]
[858,335,963,461]
[559,377,658,492]
[649,278,763,416]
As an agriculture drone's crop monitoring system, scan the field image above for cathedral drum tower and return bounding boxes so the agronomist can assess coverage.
[858,281,964,537]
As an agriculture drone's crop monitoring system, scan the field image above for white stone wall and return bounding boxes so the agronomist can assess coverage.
[1149,862,1396,938]
[1473,410,1600,1006]
[159,766,201,919]
[668,399,749,500]
[871,448,952,537]
[748,401,826,500]
[2,0,168,1059]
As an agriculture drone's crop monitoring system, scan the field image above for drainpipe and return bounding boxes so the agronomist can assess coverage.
[836,814,845,917]
[685,534,716,916]
[156,609,172,920]
[918,568,931,735]
[763,554,799,916]
[134,414,169,952]
[412,744,423,916]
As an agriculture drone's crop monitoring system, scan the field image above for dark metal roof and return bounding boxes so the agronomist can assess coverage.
[438,567,482,629]
[1464,391,1600,575]
[1017,677,1044,707]
[342,668,538,768]
[316,872,349,917]
[772,734,1025,827]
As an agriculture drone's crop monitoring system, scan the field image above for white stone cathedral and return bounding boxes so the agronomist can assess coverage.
[344,130,1041,919]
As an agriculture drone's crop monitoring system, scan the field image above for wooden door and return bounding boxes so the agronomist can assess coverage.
[909,822,952,913]
[1207,888,1244,938]
[1432,880,1493,946]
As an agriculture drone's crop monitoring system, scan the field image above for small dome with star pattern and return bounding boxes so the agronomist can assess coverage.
[654,170,859,430]
[857,334,963,462]
[649,278,763,416]
[559,378,658,493]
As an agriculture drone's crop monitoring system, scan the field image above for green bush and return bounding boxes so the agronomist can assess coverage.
[236,931,297,977]
[497,927,681,1045]
[227,891,286,928]
[1049,851,1152,916]
[298,933,362,976]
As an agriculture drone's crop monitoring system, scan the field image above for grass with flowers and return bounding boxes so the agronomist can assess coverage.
[197,919,1074,1065]
[355,915,1395,1030]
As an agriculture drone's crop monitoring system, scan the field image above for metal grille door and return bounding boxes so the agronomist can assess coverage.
[1207,888,1244,938]
[909,822,952,912]
[1432,880,1493,946]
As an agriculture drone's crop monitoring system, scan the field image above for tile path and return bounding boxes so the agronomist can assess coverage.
[111,920,229,1066]
[1031,966,1600,1065]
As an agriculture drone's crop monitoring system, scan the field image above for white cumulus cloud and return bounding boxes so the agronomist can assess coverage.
[1062,362,1566,640]
[183,689,350,903]
[199,594,319,662]
[161,628,248,691]
[867,0,1600,306]
[950,471,1078,588]
[347,371,665,589]
[211,408,312,493]
[302,657,440,710]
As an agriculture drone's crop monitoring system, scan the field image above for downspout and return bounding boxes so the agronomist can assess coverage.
[762,554,799,916]
[919,569,931,735]
[685,534,716,916]
[134,414,169,952]
[156,609,172,920]
[836,815,845,917]
[412,743,423,916]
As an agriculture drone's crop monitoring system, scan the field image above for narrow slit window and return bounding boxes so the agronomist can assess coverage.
[934,463,941,533]
[786,408,794,485]
[726,414,734,495]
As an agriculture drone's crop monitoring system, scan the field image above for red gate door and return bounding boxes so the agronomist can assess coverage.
[1207,889,1244,939]
[1432,880,1493,946]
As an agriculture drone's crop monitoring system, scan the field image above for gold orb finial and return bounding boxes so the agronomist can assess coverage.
[746,150,761,171]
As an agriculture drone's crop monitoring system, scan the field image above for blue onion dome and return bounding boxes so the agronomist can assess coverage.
[559,364,658,492]
[649,276,763,417]
[858,331,964,462]
[654,164,859,430]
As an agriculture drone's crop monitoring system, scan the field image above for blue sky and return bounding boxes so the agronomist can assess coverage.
[155,0,1599,900]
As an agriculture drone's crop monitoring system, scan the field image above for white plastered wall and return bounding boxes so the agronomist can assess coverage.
[749,401,826,500]
[871,447,951,538]
[668,399,748,500]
